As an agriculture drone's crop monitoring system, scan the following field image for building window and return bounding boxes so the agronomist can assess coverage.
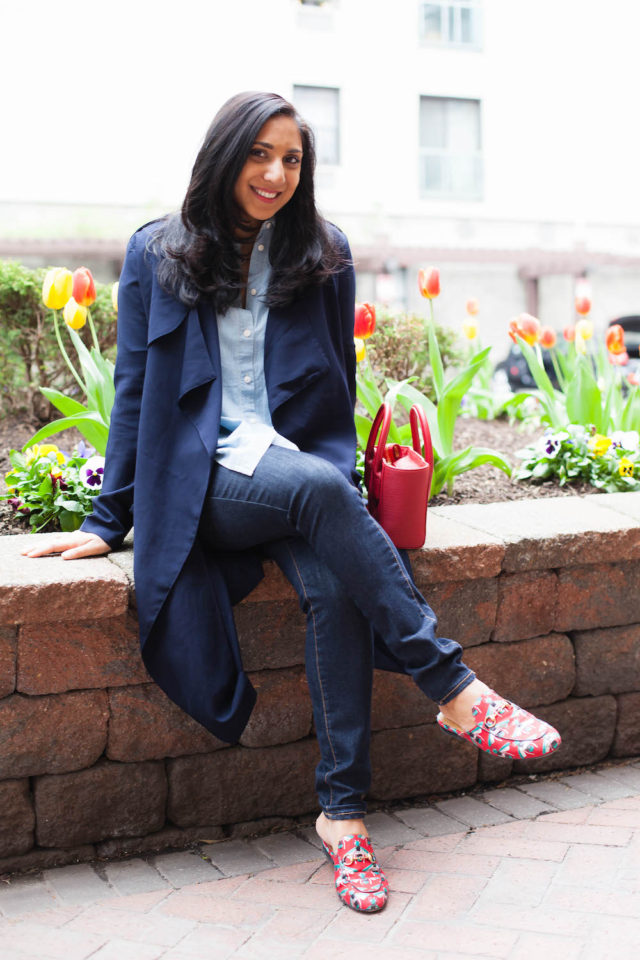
[293,85,340,165]
[420,1,482,47]
[419,96,483,200]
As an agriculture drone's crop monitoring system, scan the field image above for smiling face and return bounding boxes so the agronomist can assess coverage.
[233,114,303,231]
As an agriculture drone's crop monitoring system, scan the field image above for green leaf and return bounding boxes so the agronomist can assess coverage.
[427,323,445,401]
[566,355,604,432]
[40,386,88,418]
[24,412,109,456]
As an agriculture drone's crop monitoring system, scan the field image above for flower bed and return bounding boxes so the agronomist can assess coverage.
[2,491,640,875]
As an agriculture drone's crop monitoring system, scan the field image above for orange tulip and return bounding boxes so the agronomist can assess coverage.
[465,298,479,316]
[563,325,576,342]
[354,302,375,339]
[418,267,440,299]
[539,326,557,349]
[508,313,541,346]
[605,324,626,355]
[72,267,96,307]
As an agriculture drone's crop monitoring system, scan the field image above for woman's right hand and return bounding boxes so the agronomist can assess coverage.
[20,531,112,560]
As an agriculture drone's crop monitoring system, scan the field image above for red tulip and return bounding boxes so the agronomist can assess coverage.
[627,372,640,387]
[609,351,629,366]
[72,267,96,308]
[465,298,479,316]
[539,326,557,349]
[563,325,576,342]
[605,324,626,355]
[508,313,541,346]
[354,302,376,339]
[575,280,591,316]
[418,267,440,299]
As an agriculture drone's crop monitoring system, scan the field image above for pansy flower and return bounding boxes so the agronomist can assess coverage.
[81,456,106,488]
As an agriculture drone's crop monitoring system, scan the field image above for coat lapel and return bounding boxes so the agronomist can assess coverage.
[265,299,331,413]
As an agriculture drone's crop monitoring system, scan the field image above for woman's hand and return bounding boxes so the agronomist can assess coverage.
[21,531,112,560]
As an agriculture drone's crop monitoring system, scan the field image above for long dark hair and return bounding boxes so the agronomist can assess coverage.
[151,91,346,311]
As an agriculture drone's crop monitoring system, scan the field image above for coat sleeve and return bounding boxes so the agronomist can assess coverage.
[80,231,149,549]
[335,232,357,410]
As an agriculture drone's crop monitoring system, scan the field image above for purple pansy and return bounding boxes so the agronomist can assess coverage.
[81,456,106,489]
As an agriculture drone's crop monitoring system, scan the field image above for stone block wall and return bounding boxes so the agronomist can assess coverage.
[2,492,640,874]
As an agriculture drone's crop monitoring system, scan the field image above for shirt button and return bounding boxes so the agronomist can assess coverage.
[243,328,251,338]
[248,416,257,423]
[258,244,264,251]
[243,375,252,384]
[250,288,257,296]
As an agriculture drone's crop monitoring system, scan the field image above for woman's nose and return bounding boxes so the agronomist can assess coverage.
[264,159,286,184]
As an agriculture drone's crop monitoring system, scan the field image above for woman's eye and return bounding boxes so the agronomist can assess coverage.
[285,155,301,165]
[250,148,266,159]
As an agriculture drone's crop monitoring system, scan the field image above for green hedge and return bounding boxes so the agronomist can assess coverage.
[0,261,117,420]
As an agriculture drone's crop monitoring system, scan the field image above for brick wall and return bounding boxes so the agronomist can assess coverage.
[2,492,640,874]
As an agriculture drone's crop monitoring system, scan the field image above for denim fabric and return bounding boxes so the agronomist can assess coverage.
[198,446,475,818]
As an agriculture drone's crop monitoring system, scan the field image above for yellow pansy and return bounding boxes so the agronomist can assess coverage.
[587,434,612,457]
[25,444,66,466]
[619,457,634,477]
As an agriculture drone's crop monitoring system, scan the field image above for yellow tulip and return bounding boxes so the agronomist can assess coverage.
[354,337,366,362]
[63,297,87,330]
[575,319,593,341]
[462,318,477,340]
[42,268,73,310]
[111,281,119,313]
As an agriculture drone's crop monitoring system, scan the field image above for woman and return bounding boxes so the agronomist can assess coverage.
[23,91,560,914]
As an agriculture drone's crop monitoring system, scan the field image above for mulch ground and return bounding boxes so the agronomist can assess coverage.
[0,412,599,537]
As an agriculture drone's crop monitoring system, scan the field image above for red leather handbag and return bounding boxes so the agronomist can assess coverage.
[364,402,434,549]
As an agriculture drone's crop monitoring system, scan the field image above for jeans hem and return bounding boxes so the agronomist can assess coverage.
[322,808,367,821]
[438,670,476,706]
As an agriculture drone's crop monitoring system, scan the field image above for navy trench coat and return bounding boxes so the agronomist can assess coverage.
[82,220,404,742]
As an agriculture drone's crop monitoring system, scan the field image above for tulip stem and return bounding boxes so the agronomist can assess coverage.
[53,311,86,394]
[86,309,100,353]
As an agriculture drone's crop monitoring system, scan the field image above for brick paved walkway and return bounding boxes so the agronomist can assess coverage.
[2,761,640,959]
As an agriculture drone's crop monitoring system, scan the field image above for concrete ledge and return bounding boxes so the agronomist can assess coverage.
[2,491,640,873]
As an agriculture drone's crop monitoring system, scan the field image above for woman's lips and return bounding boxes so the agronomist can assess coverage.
[251,186,280,202]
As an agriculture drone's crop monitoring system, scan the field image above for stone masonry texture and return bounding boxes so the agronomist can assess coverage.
[0,779,34,858]
[167,739,320,827]
[107,683,226,762]
[555,561,640,631]
[427,577,497,647]
[0,624,16,698]
[464,634,575,708]
[236,599,305,671]
[0,690,108,779]
[34,759,167,847]
[17,612,149,695]
[612,691,640,757]
[370,723,478,800]
[240,667,312,747]
[493,569,557,642]
[573,623,640,696]
[370,670,437,731]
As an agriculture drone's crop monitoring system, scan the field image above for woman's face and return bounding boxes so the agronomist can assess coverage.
[233,114,303,230]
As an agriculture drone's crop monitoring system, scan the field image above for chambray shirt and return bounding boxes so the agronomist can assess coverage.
[214,219,299,476]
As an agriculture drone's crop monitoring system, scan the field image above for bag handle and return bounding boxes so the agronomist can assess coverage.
[365,402,392,484]
[410,405,434,491]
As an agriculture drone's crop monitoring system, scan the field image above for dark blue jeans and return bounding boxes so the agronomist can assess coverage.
[199,446,474,820]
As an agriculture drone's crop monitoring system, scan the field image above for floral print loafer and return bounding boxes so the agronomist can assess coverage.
[437,690,562,760]
[322,834,389,913]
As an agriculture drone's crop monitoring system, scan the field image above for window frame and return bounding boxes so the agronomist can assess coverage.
[419,0,483,50]
[292,84,341,167]
[418,94,483,201]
